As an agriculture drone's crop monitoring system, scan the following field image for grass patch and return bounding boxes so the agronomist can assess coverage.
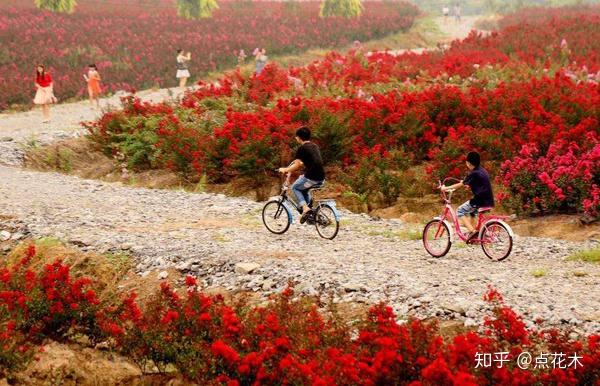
[212,233,230,243]
[367,228,422,241]
[34,236,63,249]
[567,247,600,263]
[39,146,74,172]
[531,268,547,278]
[105,252,132,275]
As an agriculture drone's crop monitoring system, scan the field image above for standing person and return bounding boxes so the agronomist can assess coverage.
[237,49,247,67]
[442,5,450,22]
[33,64,56,123]
[454,3,461,23]
[176,49,192,88]
[254,48,268,75]
[84,64,102,109]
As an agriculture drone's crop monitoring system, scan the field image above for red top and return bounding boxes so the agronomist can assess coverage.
[36,73,52,88]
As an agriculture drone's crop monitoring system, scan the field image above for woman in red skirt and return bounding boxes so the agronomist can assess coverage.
[33,64,57,122]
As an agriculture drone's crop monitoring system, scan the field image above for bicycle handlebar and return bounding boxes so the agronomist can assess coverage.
[439,177,462,202]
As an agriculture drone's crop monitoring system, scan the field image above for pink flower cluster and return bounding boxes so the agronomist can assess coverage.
[500,134,600,216]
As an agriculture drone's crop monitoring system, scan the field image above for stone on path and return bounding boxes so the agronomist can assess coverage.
[235,263,260,275]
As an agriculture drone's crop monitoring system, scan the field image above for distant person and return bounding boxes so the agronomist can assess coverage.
[84,64,102,108]
[237,49,247,66]
[254,48,268,75]
[33,64,56,123]
[176,49,192,88]
[443,5,450,22]
[454,4,461,23]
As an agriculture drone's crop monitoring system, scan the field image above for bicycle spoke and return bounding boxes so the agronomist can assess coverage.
[315,205,339,240]
[481,223,512,261]
[262,200,291,235]
[423,220,451,257]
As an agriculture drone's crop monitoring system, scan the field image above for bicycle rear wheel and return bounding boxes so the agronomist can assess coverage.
[262,200,291,235]
[314,204,339,240]
[480,221,513,261]
[423,219,452,257]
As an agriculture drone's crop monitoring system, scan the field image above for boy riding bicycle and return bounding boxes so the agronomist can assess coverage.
[441,151,494,242]
[278,126,325,224]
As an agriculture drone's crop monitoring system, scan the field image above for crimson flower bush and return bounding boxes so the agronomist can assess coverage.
[1,246,600,383]
[0,245,102,343]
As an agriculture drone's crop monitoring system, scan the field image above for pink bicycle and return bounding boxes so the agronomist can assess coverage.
[423,177,514,261]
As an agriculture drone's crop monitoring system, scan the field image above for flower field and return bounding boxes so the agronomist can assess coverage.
[1,244,599,383]
[88,6,600,217]
[0,0,418,110]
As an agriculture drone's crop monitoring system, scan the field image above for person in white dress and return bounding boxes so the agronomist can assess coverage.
[176,49,192,88]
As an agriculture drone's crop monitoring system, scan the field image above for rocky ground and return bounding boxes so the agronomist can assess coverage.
[1,166,599,335]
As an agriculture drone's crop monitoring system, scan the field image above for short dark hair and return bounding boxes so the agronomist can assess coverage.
[295,126,311,141]
[466,151,480,167]
[177,49,183,54]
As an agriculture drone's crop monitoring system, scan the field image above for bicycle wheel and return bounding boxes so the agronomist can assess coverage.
[480,221,513,261]
[314,204,339,240]
[423,219,452,257]
[262,200,292,235]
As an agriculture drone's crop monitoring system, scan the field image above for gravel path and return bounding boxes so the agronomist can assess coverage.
[1,167,598,334]
[0,88,187,166]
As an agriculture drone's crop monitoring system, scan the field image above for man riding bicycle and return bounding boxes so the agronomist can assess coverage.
[441,151,494,242]
[278,126,325,224]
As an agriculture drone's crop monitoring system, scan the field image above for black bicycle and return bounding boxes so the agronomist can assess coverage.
[262,170,340,240]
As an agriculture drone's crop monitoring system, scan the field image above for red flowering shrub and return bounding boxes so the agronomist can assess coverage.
[0,246,599,383]
[499,134,600,216]
[0,322,34,378]
[0,245,102,342]
[95,280,600,385]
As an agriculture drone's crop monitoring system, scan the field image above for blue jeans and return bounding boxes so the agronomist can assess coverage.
[292,175,323,208]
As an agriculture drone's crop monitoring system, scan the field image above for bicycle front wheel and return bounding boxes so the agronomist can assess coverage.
[423,219,452,257]
[480,221,513,261]
[262,200,292,235]
[314,204,339,240]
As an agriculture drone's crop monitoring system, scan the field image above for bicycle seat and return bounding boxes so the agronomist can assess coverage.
[478,207,493,213]
[308,184,324,192]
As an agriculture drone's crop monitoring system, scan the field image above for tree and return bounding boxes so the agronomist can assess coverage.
[34,0,77,13]
[176,0,219,19]
[320,0,363,18]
